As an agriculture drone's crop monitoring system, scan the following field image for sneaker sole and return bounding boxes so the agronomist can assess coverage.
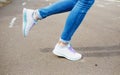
[23,8,27,37]
[53,50,82,61]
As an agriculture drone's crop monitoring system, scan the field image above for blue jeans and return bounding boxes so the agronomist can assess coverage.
[38,0,95,43]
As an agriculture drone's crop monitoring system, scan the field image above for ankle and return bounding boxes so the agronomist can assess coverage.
[58,41,69,47]
[33,10,40,21]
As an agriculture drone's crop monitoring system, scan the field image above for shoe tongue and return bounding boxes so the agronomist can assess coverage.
[32,12,38,24]
[68,44,76,53]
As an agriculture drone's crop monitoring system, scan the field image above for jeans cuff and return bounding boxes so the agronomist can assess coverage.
[59,38,70,44]
[36,9,43,20]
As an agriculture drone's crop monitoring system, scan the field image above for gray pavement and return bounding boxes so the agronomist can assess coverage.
[0,0,120,75]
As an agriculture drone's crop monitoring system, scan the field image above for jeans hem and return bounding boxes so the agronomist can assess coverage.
[59,38,70,43]
[36,9,43,19]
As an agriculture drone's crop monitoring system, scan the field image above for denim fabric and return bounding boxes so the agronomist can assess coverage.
[38,0,95,42]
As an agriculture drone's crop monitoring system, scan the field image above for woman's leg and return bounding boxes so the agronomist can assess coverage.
[37,0,77,19]
[60,0,95,42]
[53,0,95,61]
[23,0,77,36]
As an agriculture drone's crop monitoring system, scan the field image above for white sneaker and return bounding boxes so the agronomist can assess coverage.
[53,43,82,61]
[23,8,37,37]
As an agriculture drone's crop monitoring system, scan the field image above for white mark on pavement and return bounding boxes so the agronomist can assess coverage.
[22,2,26,6]
[9,17,17,28]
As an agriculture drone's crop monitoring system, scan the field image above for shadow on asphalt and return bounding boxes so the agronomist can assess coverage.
[40,43,120,57]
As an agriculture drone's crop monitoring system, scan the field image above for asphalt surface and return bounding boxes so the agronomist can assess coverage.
[0,0,120,75]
